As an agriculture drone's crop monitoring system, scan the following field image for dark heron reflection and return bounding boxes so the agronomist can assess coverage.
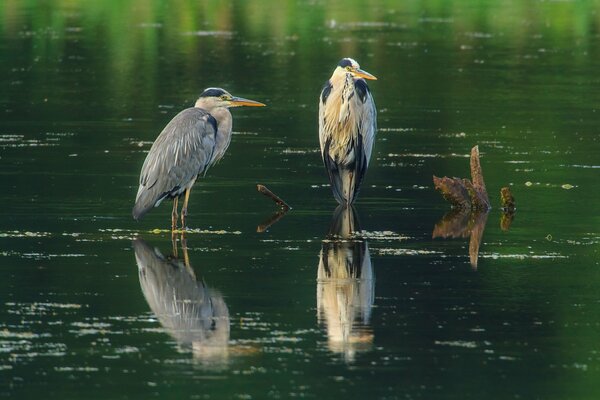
[132,237,230,366]
[317,206,374,362]
[432,209,490,269]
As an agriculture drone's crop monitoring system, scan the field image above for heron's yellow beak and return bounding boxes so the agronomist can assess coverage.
[229,97,266,107]
[353,68,377,80]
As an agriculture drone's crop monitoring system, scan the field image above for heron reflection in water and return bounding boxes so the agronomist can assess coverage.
[317,206,374,361]
[133,237,230,366]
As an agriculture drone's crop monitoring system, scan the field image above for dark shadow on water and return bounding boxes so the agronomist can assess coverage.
[132,236,230,368]
[432,209,489,270]
[317,205,374,362]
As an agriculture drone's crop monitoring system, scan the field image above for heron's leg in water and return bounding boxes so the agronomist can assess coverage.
[171,197,179,231]
[348,170,354,205]
[180,233,191,271]
[181,188,192,228]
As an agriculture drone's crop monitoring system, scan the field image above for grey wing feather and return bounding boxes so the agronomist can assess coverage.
[359,92,377,168]
[132,108,217,220]
[318,86,344,204]
[321,138,345,205]
[349,90,376,202]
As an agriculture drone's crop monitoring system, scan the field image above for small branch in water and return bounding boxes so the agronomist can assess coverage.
[500,186,516,231]
[500,187,515,212]
[257,184,291,211]
[257,210,289,233]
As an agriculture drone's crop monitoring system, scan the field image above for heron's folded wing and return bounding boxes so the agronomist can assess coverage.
[133,108,217,219]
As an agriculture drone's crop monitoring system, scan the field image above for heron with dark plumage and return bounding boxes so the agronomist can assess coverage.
[319,58,377,205]
[132,88,265,230]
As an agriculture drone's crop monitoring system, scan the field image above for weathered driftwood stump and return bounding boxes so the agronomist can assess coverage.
[433,145,491,211]
[432,145,492,269]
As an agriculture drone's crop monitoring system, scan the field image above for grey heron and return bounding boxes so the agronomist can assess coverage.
[319,58,377,205]
[132,88,265,230]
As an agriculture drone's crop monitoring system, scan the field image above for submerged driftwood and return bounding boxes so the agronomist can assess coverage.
[433,145,491,211]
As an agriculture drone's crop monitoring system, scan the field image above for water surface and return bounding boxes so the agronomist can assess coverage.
[1,1,599,398]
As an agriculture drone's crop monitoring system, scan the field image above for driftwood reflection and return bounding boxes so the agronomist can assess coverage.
[133,237,230,366]
[317,206,374,362]
[432,209,489,269]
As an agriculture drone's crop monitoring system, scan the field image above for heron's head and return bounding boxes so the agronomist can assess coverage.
[334,58,377,81]
[195,88,266,110]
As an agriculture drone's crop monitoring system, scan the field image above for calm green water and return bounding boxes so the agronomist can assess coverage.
[1,1,599,398]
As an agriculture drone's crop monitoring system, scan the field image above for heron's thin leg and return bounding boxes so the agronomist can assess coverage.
[171,197,179,231]
[181,188,192,229]
[348,170,354,206]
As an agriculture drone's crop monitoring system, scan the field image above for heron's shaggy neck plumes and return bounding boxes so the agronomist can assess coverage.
[323,69,360,160]
[194,99,233,166]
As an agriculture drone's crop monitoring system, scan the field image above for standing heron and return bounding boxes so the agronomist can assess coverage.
[132,88,265,230]
[319,58,377,205]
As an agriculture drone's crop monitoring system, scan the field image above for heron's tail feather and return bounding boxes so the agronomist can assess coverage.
[334,169,355,205]
[132,189,160,221]
[324,161,358,206]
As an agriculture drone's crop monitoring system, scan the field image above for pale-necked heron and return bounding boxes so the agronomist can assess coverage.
[132,88,265,229]
[319,58,377,205]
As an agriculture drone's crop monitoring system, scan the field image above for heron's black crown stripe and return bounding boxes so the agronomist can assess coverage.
[338,58,353,68]
[200,88,227,98]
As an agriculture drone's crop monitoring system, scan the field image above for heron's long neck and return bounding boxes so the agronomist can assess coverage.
[208,107,232,165]
[329,72,356,126]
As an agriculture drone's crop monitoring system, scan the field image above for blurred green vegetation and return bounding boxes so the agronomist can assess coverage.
[2,0,599,113]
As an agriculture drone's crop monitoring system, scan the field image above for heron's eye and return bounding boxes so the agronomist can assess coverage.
[345,66,352,71]
[220,95,228,100]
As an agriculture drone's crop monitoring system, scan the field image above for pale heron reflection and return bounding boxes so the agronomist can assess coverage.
[317,205,375,362]
[133,88,265,230]
[133,237,230,365]
[319,58,377,205]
